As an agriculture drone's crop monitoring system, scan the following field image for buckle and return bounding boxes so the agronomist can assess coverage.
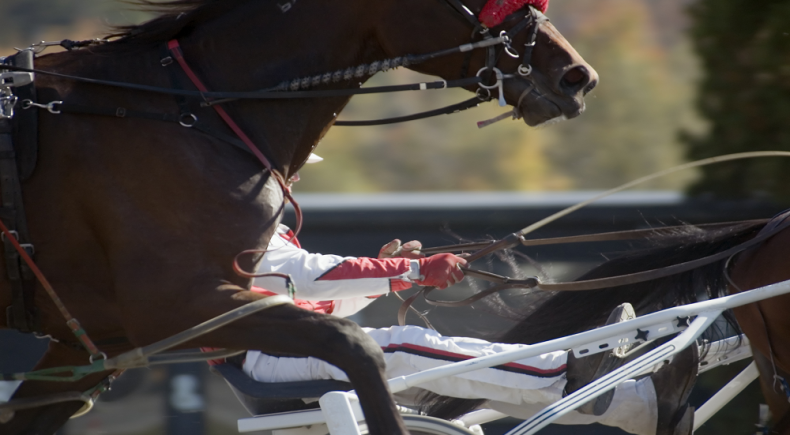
[0,71,34,88]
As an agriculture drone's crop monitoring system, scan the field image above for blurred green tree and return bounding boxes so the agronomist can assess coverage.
[538,0,702,191]
[683,0,790,202]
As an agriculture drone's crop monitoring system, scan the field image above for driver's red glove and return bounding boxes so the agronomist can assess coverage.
[415,254,467,289]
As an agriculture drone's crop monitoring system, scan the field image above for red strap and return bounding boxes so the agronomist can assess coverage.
[167,40,304,277]
[167,40,275,173]
[0,219,103,358]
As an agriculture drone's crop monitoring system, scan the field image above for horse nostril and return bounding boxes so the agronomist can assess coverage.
[560,65,591,95]
[583,79,598,96]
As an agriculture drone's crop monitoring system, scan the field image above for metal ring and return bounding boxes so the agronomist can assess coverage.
[1,230,19,242]
[179,113,197,128]
[46,101,62,114]
[500,31,519,58]
[20,243,34,256]
[20,99,32,110]
[476,67,503,89]
[518,64,533,77]
[89,352,108,363]
[476,87,491,100]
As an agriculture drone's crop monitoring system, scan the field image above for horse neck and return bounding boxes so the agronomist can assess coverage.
[168,0,385,174]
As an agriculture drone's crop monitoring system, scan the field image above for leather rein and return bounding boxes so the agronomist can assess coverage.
[397,216,790,326]
[4,3,544,128]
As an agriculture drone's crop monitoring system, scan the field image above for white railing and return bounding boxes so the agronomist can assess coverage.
[239,278,790,434]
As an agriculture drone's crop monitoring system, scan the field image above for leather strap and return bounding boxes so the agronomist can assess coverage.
[335,96,484,126]
[165,40,305,273]
[0,63,483,102]
[0,118,36,332]
[167,40,278,175]
[398,217,786,326]
[442,0,483,28]
[9,50,38,181]
[421,220,770,254]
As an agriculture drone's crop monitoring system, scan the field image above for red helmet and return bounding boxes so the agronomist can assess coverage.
[479,0,549,28]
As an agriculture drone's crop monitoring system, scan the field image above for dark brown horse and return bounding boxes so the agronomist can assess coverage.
[418,215,790,433]
[0,0,597,434]
[728,222,790,434]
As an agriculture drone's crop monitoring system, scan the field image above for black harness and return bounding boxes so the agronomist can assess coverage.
[0,49,38,333]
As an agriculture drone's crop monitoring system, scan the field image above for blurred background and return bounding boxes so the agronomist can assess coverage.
[1,0,789,434]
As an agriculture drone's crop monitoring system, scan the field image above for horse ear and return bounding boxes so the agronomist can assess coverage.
[479,0,549,28]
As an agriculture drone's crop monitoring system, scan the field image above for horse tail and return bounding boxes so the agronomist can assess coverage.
[498,219,764,345]
[419,220,764,419]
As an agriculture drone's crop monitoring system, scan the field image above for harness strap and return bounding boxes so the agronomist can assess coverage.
[0,52,39,333]
[0,213,104,358]
[8,50,38,181]
[442,0,484,28]
[0,64,484,101]
[34,102,279,166]
[167,40,278,175]
[335,96,485,126]
[421,219,771,254]
[0,119,36,333]
[398,218,788,326]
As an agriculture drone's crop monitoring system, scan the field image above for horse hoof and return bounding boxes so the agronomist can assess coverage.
[671,405,694,435]
[654,343,699,435]
[566,302,636,416]
[0,408,14,424]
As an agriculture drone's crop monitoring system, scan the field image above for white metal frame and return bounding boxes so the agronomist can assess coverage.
[237,279,790,434]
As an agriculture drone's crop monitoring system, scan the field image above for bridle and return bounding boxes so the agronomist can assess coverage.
[438,0,544,124]
[443,0,542,76]
[1,2,546,128]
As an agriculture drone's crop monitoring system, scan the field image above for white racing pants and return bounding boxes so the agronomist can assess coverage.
[244,325,657,435]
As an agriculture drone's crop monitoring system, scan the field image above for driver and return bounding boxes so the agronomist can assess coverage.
[241,154,697,435]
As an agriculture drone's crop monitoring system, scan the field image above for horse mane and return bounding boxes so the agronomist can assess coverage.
[101,0,253,48]
[419,220,765,419]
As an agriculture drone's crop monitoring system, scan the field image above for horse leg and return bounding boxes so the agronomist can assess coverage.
[752,347,790,433]
[128,289,408,435]
[1,340,116,435]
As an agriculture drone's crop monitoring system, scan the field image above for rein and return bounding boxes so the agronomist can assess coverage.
[397,152,790,326]
[398,218,789,326]
[3,3,546,128]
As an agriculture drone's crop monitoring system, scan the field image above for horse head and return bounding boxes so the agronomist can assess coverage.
[375,0,598,126]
